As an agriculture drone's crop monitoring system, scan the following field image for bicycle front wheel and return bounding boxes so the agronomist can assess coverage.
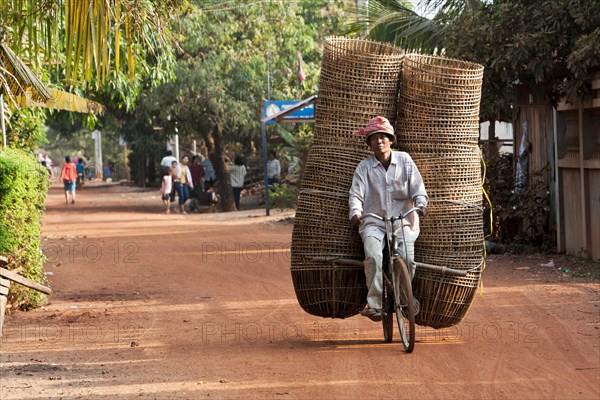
[394,258,415,353]
[382,273,394,343]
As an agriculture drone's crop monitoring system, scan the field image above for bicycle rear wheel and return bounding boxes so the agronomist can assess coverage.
[394,258,415,353]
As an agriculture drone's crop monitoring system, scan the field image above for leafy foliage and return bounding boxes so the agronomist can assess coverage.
[483,153,551,249]
[269,183,298,211]
[0,0,188,90]
[444,0,600,113]
[352,0,600,119]
[0,148,49,309]
[3,107,48,150]
[119,0,352,209]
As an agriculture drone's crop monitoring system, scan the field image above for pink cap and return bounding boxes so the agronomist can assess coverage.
[353,116,396,143]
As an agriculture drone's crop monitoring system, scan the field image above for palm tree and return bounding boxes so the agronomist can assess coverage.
[0,1,187,147]
[0,1,187,91]
[350,0,482,52]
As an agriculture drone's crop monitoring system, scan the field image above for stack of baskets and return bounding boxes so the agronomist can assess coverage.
[290,38,404,318]
[396,54,485,329]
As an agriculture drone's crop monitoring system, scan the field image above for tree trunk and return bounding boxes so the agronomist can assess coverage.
[202,123,236,212]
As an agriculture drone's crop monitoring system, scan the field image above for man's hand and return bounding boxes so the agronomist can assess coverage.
[351,215,361,226]
[417,206,428,217]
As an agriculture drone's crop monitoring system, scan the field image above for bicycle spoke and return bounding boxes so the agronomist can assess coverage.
[394,258,415,353]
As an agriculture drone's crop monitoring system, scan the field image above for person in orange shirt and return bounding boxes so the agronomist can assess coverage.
[60,155,78,204]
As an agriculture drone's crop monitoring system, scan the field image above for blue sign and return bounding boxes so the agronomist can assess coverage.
[262,100,315,124]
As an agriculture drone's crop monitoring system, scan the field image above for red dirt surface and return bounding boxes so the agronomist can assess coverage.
[1,182,599,399]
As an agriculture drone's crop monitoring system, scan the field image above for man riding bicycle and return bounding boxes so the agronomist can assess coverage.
[349,116,428,321]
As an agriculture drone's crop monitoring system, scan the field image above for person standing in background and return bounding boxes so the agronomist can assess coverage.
[175,155,193,214]
[44,153,54,179]
[267,150,281,190]
[190,155,205,193]
[230,155,247,210]
[160,150,177,168]
[202,156,217,191]
[170,160,179,204]
[160,167,173,214]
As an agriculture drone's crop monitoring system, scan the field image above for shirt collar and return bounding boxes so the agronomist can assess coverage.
[369,151,398,168]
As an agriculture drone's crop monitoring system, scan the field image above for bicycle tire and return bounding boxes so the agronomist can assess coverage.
[382,273,394,343]
[394,258,415,353]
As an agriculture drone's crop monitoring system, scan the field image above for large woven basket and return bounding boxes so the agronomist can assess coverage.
[290,38,404,318]
[397,54,485,329]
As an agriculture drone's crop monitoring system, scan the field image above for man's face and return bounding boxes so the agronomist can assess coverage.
[368,133,392,157]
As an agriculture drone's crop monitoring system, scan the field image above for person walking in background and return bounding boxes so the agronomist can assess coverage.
[175,155,193,214]
[267,150,281,190]
[76,158,85,190]
[60,155,78,204]
[202,156,217,191]
[230,155,247,210]
[160,167,173,214]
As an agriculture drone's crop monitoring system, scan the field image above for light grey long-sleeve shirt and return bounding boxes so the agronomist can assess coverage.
[349,151,428,243]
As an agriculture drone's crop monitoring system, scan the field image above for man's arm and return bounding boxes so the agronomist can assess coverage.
[349,164,366,224]
[406,154,428,210]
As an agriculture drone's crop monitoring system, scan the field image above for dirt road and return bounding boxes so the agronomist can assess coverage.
[1,183,599,399]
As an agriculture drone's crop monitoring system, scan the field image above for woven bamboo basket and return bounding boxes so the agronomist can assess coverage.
[396,54,485,329]
[412,264,483,329]
[413,152,483,203]
[301,146,371,193]
[413,201,485,329]
[291,191,367,318]
[291,37,404,318]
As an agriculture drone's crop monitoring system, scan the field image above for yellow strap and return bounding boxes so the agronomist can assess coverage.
[478,148,493,295]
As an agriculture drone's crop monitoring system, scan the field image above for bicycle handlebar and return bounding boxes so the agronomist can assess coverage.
[360,207,423,222]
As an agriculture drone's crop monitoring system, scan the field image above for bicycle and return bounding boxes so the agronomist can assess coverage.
[316,207,468,352]
[367,207,471,351]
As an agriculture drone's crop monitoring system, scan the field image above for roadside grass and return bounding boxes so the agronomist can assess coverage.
[558,255,600,280]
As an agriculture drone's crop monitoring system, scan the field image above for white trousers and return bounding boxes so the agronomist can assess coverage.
[363,235,415,310]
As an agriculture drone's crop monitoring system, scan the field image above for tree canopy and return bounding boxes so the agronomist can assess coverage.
[352,0,600,121]
[116,0,353,210]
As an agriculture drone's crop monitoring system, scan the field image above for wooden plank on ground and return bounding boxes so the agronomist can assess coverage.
[0,267,52,295]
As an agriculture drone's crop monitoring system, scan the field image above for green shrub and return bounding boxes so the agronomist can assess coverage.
[0,147,49,309]
[268,183,298,211]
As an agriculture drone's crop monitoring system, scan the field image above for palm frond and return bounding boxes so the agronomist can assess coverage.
[348,0,478,52]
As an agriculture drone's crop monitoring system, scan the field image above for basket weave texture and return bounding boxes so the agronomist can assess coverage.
[291,37,404,318]
[291,43,486,328]
[397,54,485,328]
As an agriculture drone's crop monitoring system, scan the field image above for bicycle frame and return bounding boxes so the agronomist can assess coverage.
[362,206,421,277]
[311,207,468,352]
[362,207,421,352]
